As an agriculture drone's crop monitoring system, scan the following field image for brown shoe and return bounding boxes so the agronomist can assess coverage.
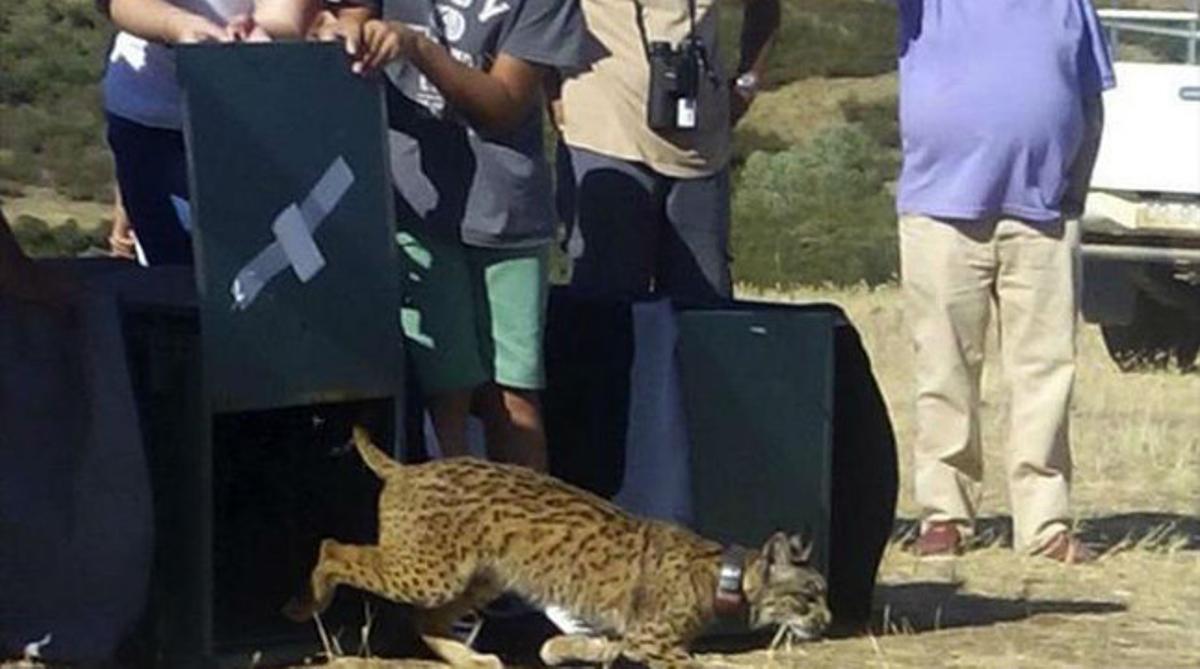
[1035,531,1097,564]
[912,522,963,558]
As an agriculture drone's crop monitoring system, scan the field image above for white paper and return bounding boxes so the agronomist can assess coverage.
[677,98,698,129]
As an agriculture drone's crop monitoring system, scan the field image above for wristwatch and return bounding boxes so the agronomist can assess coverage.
[734,71,760,100]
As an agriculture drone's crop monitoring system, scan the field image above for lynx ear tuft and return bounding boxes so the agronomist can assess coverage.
[789,533,814,564]
[763,531,792,565]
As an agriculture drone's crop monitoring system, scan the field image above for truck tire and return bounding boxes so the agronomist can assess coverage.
[1101,292,1199,372]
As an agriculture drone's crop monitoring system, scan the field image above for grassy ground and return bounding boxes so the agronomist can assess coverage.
[0,185,110,229]
[226,286,1197,669]
[738,74,896,151]
[724,285,1200,668]
[0,294,1194,669]
[2,2,1196,666]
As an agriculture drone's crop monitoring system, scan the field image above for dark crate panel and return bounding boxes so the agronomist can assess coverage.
[177,42,400,413]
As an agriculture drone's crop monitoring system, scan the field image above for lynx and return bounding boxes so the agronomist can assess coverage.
[285,427,830,668]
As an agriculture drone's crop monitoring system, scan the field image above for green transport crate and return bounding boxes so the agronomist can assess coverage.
[114,42,408,668]
[543,294,898,631]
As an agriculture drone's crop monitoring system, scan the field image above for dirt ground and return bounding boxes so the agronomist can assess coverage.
[2,287,1195,669]
[249,287,1197,669]
[720,286,1200,669]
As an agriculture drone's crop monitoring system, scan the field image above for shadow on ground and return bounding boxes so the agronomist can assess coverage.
[871,581,1125,634]
[694,579,1127,655]
[892,512,1200,552]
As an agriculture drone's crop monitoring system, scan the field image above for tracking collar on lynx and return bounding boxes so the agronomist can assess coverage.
[715,545,748,616]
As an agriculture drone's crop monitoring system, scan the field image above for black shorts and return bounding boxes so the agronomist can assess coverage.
[557,144,732,305]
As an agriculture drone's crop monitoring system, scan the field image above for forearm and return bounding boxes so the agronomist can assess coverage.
[738,0,780,77]
[543,69,564,132]
[253,0,320,39]
[332,3,374,22]
[1062,94,1104,219]
[409,36,539,134]
[110,0,203,42]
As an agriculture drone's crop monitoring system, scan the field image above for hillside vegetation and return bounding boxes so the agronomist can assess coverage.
[2,1,1187,287]
[0,0,112,203]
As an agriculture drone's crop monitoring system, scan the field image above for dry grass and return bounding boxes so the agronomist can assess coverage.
[746,284,1200,522]
[705,545,1200,668]
[719,284,1200,669]
[6,286,1196,668]
[1127,0,1198,9]
[739,74,896,149]
[269,286,1199,669]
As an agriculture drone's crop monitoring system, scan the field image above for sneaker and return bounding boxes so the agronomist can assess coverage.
[912,521,963,558]
[1035,531,1097,564]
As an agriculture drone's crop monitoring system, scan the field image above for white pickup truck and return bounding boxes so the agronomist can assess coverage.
[1082,8,1200,371]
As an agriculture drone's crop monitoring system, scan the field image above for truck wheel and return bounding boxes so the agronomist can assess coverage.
[1101,294,1199,372]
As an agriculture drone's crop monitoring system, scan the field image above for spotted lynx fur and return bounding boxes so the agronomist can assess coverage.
[285,427,830,668]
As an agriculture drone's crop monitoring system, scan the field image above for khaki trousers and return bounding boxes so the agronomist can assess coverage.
[900,214,1079,552]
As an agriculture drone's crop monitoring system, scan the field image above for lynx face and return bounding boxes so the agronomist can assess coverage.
[746,532,831,640]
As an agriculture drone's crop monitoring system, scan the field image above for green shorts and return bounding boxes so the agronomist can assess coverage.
[397,228,549,395]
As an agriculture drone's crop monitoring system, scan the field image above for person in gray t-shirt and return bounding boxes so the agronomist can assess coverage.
[322,0,584,471]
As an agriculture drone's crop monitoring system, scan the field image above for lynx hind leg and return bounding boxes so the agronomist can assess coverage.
[415,576,506,669]
[540,634,623,666]
[284,539,470,621]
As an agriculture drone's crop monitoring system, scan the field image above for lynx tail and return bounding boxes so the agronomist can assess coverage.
[351,425,401,478]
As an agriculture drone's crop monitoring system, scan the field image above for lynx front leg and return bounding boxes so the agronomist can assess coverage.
[540,634,623,666]
[623,644,696,669]
[418,635,503,669]
[284,539,390,621]
[622,629,698,669]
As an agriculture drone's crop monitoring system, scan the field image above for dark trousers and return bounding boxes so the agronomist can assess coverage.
[106,112,193,265]
[557,143,733,305]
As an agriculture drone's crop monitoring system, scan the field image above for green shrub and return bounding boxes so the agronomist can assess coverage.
[0,179,25,198]
[840,94,900,149]
[731,125,791,170]
[1120,31,1189,64]
[731,125,899,288]
[11,214,107,258]
[720,0,897,87]
[0,146,41,184]
[0,0,113,202]
[0,0,110,106]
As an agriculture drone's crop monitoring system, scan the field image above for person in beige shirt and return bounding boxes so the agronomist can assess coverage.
[553,0,780,303]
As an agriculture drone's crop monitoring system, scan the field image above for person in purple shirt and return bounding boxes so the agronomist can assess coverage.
[897,0,1114,563]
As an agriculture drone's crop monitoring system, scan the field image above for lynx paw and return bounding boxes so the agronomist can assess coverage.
[541,635,621,666]
[422,634,504,669]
